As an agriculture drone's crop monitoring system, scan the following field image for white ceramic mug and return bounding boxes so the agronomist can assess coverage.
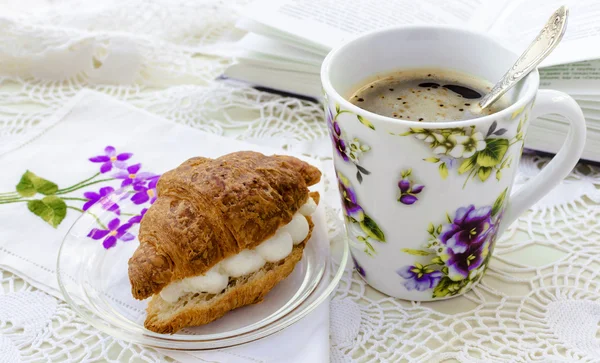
[321,25,586,300]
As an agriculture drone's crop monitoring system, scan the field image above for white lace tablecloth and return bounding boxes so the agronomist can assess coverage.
[1,1,600,362]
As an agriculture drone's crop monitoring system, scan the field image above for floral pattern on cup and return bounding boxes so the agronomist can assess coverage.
[397,169,425,205]
[352,254,366,278]
[327,105,372,183]
[337,171,385,256]
[398,187,508,298]
[395,116,526,188]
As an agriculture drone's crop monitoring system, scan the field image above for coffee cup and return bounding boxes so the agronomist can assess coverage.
[321,25,586,300]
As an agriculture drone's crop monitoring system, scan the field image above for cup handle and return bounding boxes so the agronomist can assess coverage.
[503,89,587,227]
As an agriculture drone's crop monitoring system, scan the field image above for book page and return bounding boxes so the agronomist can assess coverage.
[488,0,600,67]
[242,0,492,51]
[238,33,323,66]
[235,49,321,73]
[539,59,600,95]
[576,100,600,111]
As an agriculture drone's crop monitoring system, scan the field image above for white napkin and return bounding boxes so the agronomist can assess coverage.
[0,90,330,363]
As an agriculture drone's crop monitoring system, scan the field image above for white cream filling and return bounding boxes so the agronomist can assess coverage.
[160,197,316,303]
[282,213,310,245]
[221,249,267,277]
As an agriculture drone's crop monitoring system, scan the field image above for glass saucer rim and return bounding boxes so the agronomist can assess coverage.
[56,197,348,350]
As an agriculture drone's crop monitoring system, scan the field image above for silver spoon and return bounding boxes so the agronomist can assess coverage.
[478,5,569,110]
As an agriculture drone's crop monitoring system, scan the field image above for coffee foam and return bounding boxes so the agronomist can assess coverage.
[349,69,509,122]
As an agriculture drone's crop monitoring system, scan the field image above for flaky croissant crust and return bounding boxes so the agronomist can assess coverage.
[128,151,321,300]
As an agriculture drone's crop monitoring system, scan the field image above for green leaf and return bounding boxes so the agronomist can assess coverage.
[496,170,502,181]
[364,240,375,254]
[357,115,375,130]
[438,162,448,179]
[335,103,340,114]
[511,105,525,119]
[458,155,478,174]
[427,223,435,234]
[478,167,492,182]
[359,214,385,242]
[401,248,432,256]
[441,266,449,275]
[432,277,453,298]
[27,196,67,228]
[431,256,444,265]
[424,157,440,163]
[16,170,58,197]
[477,138,509,167]
[446,213,452,224]
[492,187,508,217]
[432,276,468,298]
[436,224,442,234]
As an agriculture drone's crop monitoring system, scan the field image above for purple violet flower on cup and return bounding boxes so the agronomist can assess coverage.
[87,218,134,249]
[112,164,155,187]
[89,146,132,173]
[337,172,364,221]
[327,108,350,162]
[82,186,120,215]
[397,264,443,291]
[439,205,494,280]
[352,255,366,277]
[397,169,425,205]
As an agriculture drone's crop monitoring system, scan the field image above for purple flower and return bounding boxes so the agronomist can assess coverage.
[352,255,366,277]
[131,176,159,205]
[82,186,119,215]
[411,185,425,194]
[128,208,147,224]
[87,218,134,249]
[327,108,350,162]
[89,146,132,173]
[331,124,349,162]
[112,164,155,187]
[440,156,458,170]
[397,173,425,205]
[399,194,418,205]
[397,264,443,291]
[439,205,494,280]
[337,172,364,221]
[398,179,410,193]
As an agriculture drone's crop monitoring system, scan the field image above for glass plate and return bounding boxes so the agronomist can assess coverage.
[57,187,348,350]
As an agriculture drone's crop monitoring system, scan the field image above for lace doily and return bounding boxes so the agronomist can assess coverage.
[1,1,599,362]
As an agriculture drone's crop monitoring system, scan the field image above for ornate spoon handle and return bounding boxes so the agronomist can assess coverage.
[479,6,569,110]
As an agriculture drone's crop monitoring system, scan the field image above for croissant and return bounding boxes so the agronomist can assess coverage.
[128,151,321,334]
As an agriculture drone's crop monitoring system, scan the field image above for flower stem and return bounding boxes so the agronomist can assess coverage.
[57,172,101,193]
[55,178,114,195]
[67,206,107,229]
[120,212,136,216]
[0,199,27,205]
[463,168,477,189]
[0,192,19,197]
[0,195,21,202]
[334,110,352,120]
[61,197,88,202]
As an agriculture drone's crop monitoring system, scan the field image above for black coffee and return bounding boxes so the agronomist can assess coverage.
[349,69,508,122]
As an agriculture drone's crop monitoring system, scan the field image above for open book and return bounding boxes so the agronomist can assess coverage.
[224,0,600,162]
